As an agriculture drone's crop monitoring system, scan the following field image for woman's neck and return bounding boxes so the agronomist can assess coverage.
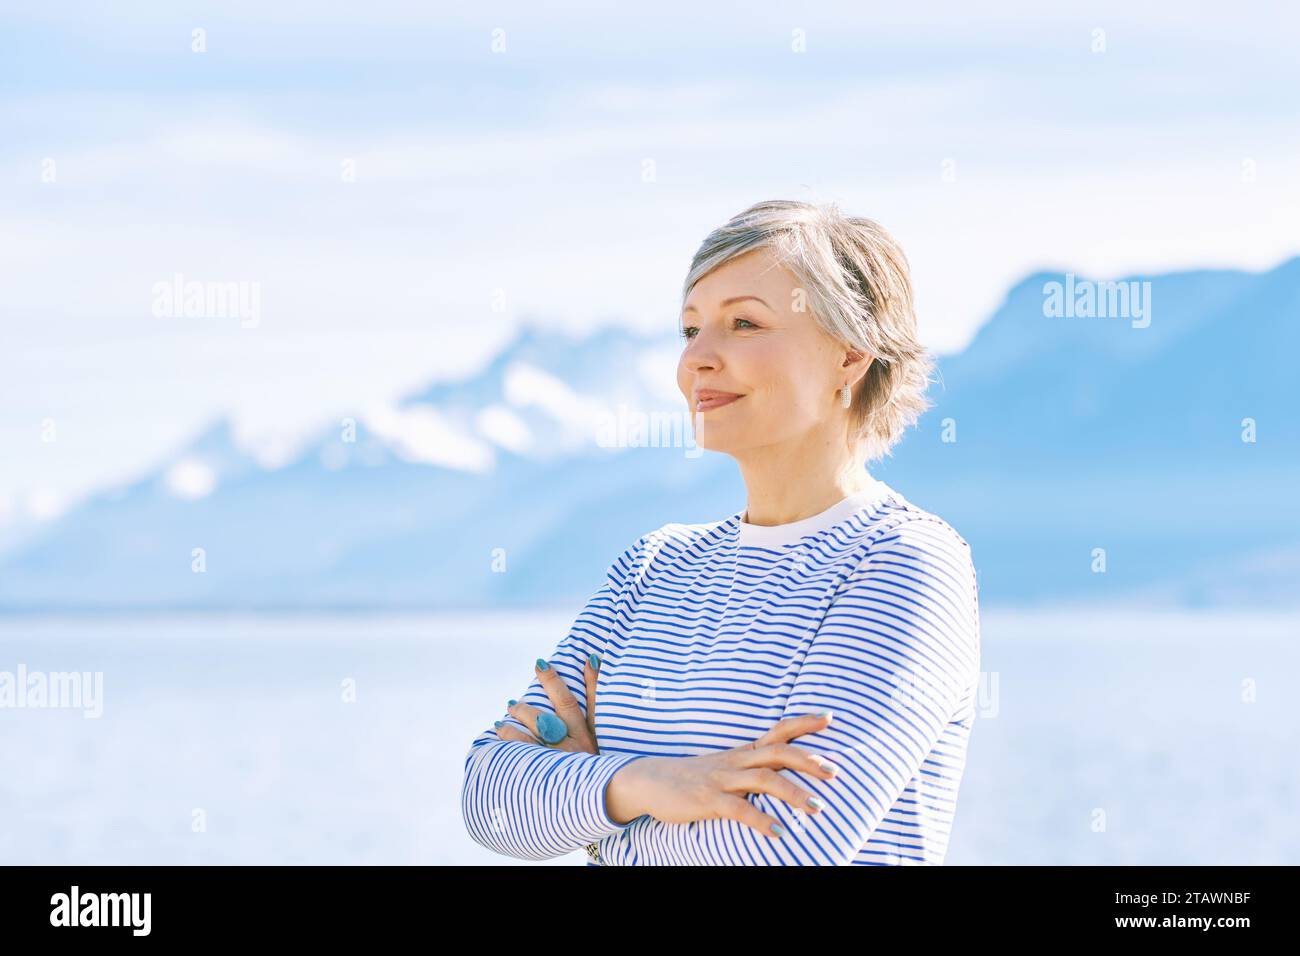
[736,447,875,528]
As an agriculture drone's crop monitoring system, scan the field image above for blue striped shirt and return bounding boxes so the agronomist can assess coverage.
[461,477,981,865]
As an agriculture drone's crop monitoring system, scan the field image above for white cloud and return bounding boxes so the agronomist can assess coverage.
[164,459,218,500]
[476,405,533,454]
[638,347,686,406]
[362,403,493,472]
[3,1,1299,512]
[27,488,68,522]
[501,362,612,450]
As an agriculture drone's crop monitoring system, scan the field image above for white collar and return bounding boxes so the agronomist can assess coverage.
[735,477,893,549]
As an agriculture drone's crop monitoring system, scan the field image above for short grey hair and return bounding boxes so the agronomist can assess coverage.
[681,199,935,462]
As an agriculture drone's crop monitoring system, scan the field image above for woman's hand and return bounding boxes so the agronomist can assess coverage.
[494,658,835,840]
[494,653,602,755]
[603,713,837,839]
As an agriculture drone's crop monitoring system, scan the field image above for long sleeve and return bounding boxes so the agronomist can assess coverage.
[461,534,654,861]
[600,515,980,865]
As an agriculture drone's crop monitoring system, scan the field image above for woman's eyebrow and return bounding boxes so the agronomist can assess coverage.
[682,295,773,315]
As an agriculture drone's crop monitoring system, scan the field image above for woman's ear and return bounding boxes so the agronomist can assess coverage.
[842,348,874,381]
[842,348,873,400]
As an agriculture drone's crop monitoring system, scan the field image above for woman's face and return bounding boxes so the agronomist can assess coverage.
[677,247,859,455]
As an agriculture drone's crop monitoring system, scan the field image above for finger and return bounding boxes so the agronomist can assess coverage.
[507,698,570,746]
[732,742,839,780]
[715,792,788,840]
[720,767,825,815]
[497,718,585,752]
[535,657,586,727]
[751,711,833,749]
[494,721,539,745]
[506,699,542,737]
[584,652,600,734]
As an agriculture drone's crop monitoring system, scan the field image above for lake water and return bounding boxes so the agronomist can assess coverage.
[1,608,1297,865]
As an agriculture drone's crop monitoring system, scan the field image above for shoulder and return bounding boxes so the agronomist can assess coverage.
[653,516,734,547]
[604,516,733,582]
[643,512,739,554]
[838,497,981,662]
[862,495,973,563]
[602,517,727,583]
[848,494,979,602]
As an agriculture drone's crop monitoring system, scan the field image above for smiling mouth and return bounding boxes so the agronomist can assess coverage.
[696,394,744,412]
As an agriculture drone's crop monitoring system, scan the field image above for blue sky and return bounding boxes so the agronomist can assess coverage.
[3,0,1298,529]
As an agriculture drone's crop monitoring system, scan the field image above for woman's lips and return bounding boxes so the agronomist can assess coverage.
[695,392,744,412]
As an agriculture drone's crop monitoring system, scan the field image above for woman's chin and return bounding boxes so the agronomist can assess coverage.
[688,430,743,455]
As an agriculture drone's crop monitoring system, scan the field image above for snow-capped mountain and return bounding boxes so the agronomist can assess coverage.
[2,257,1297,610]
[0,323,737,609]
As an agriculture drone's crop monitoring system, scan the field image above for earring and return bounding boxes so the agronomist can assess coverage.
[840,384,852,408]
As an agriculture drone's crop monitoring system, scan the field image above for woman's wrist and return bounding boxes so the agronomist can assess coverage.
[605,756,656,825]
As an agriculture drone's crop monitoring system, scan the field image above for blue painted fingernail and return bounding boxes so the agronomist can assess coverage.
[493,720,503,729]
[588,652,600,670]
[813,710,833,719]
[771,823,787,838]
[507,699,517,707]
[536,711,567,744]
[808,796,825,811]
[535,658,549,671]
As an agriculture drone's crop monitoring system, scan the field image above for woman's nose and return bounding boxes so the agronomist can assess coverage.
[682,333,723,372]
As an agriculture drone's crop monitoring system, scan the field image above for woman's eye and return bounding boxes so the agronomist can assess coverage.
[680,317,755,341]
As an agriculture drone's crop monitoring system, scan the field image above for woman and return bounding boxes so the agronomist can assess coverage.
[461,200,981,865]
